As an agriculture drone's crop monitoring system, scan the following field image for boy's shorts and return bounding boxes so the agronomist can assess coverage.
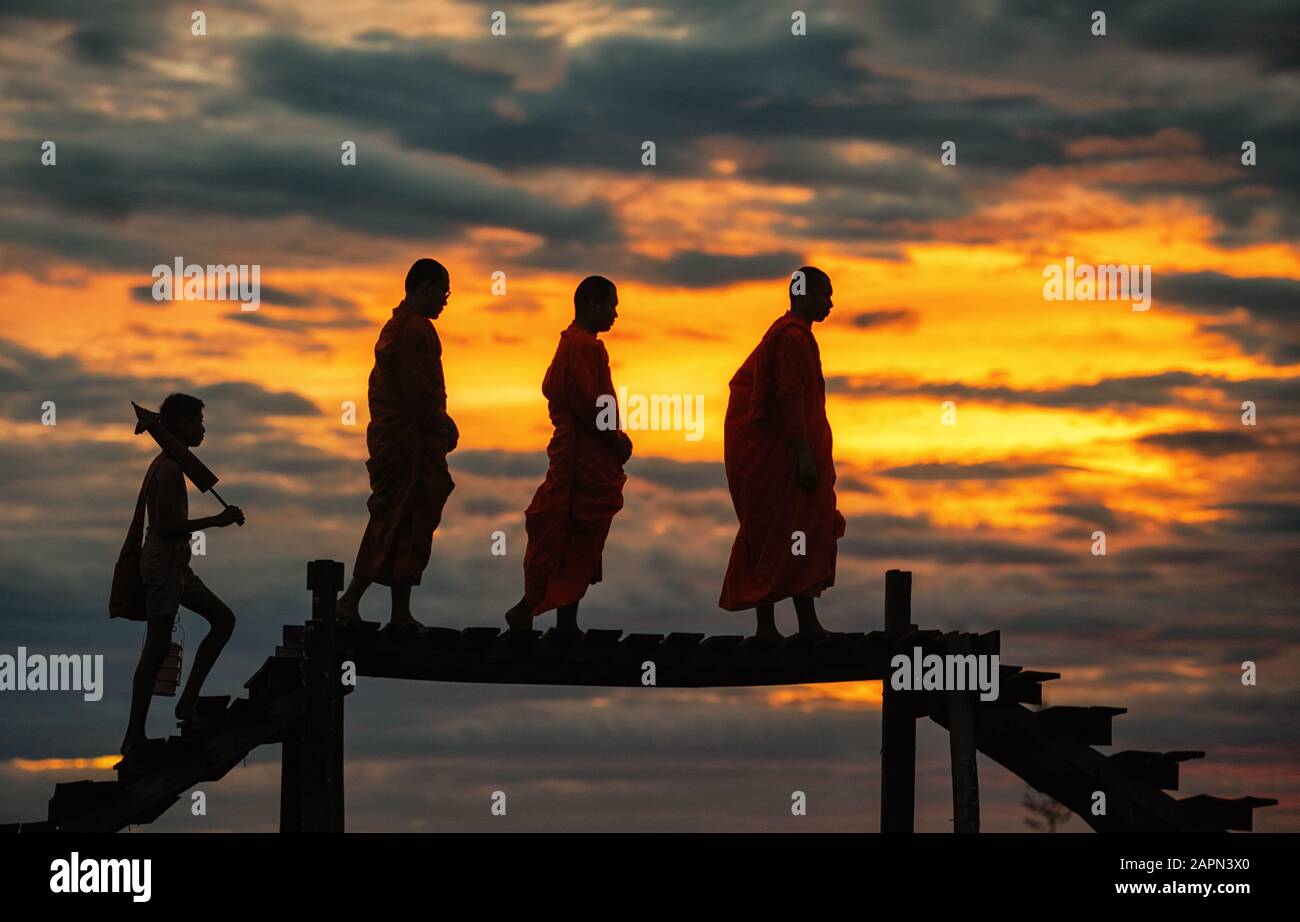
[139,541,219,621]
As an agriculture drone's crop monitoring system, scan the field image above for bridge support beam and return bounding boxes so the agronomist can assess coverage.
[880,569,916,833]
[298,559,346,833]
[947,633,980,833]
[279,732,302,832]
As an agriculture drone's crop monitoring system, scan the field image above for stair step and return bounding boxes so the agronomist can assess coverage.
[1109,750,1204,790]
[282,624,305,649]
[243,655,302,701]
[49,780,125,828]
[1178,794,1278,832]
[179,695,233,738]
[1000,670,1062,706]
[1036,706,1126,745]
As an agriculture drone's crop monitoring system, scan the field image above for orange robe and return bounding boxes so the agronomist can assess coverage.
[352,301,456,586]
[719,312,846,610]
[521,322,627,615]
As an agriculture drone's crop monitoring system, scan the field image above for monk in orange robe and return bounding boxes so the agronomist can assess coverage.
[336,258,458,627]
[505,276,632,632]
[719,266,846,640]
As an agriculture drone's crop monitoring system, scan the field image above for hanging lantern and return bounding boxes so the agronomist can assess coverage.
[153,624,185,697]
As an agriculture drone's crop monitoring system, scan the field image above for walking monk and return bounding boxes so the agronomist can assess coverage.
[505,276,633,632]
[336,258,458,627]
[719,267,846,641]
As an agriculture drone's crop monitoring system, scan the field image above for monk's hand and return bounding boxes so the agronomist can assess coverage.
[616,431,633,464]
[218,505,245,527]
[443,415,459,452]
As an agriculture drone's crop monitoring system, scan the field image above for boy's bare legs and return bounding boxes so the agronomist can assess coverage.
[793,594,829,635]
[174,589,235,723]
[754,602,781,642]
[121,616,173,755]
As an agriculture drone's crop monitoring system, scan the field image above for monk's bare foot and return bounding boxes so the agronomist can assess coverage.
[388,611,424,629]
[501,611,533,632]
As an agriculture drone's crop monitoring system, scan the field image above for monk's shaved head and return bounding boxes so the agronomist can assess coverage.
[405,258,449,296]
[790,266,831,300]
[789,266,834,323]
[574,275,619,334]
[574,275,615,314]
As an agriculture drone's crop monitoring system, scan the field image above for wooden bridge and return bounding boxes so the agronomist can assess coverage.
[2,564,1277,833]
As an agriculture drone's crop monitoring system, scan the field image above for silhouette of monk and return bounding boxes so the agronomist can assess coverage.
[120,394,244,759]
[336,259,458,628]
[505,276,632,632]
[718,267,846,641]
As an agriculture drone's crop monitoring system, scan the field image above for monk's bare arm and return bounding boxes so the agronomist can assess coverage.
[153,465,231,539]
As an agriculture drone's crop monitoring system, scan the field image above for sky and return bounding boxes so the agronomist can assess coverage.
[0,0,1296,832]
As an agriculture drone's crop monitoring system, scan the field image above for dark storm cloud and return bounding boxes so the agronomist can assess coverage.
[878,461,1077,480]
[644,250,806,289]
[452,449,549,480]
[129,283,359,312]
[626,456,725,492]
[841,530,1077,566]
[848,309,919,330]
[239,29,1065,181]
[0,0,175,66]
[1155,272,1300,365]
[1048,502,1119,530]
[1,132,616,250]
[827,370,1300,412]
[1160,271,1299,322]
[1014,0,1300,71]
[1137,429,1263,456]
[1211,502,1300,536]
[0,337,319,426]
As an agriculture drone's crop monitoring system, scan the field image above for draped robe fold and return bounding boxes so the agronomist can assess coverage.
[719,312,845,611]
[352,301,456,586]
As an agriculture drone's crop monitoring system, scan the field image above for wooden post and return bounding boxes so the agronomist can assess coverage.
[279,732,302,833]
[947,633,980,833]
[880,569,915,833]
[301,559,345,832]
